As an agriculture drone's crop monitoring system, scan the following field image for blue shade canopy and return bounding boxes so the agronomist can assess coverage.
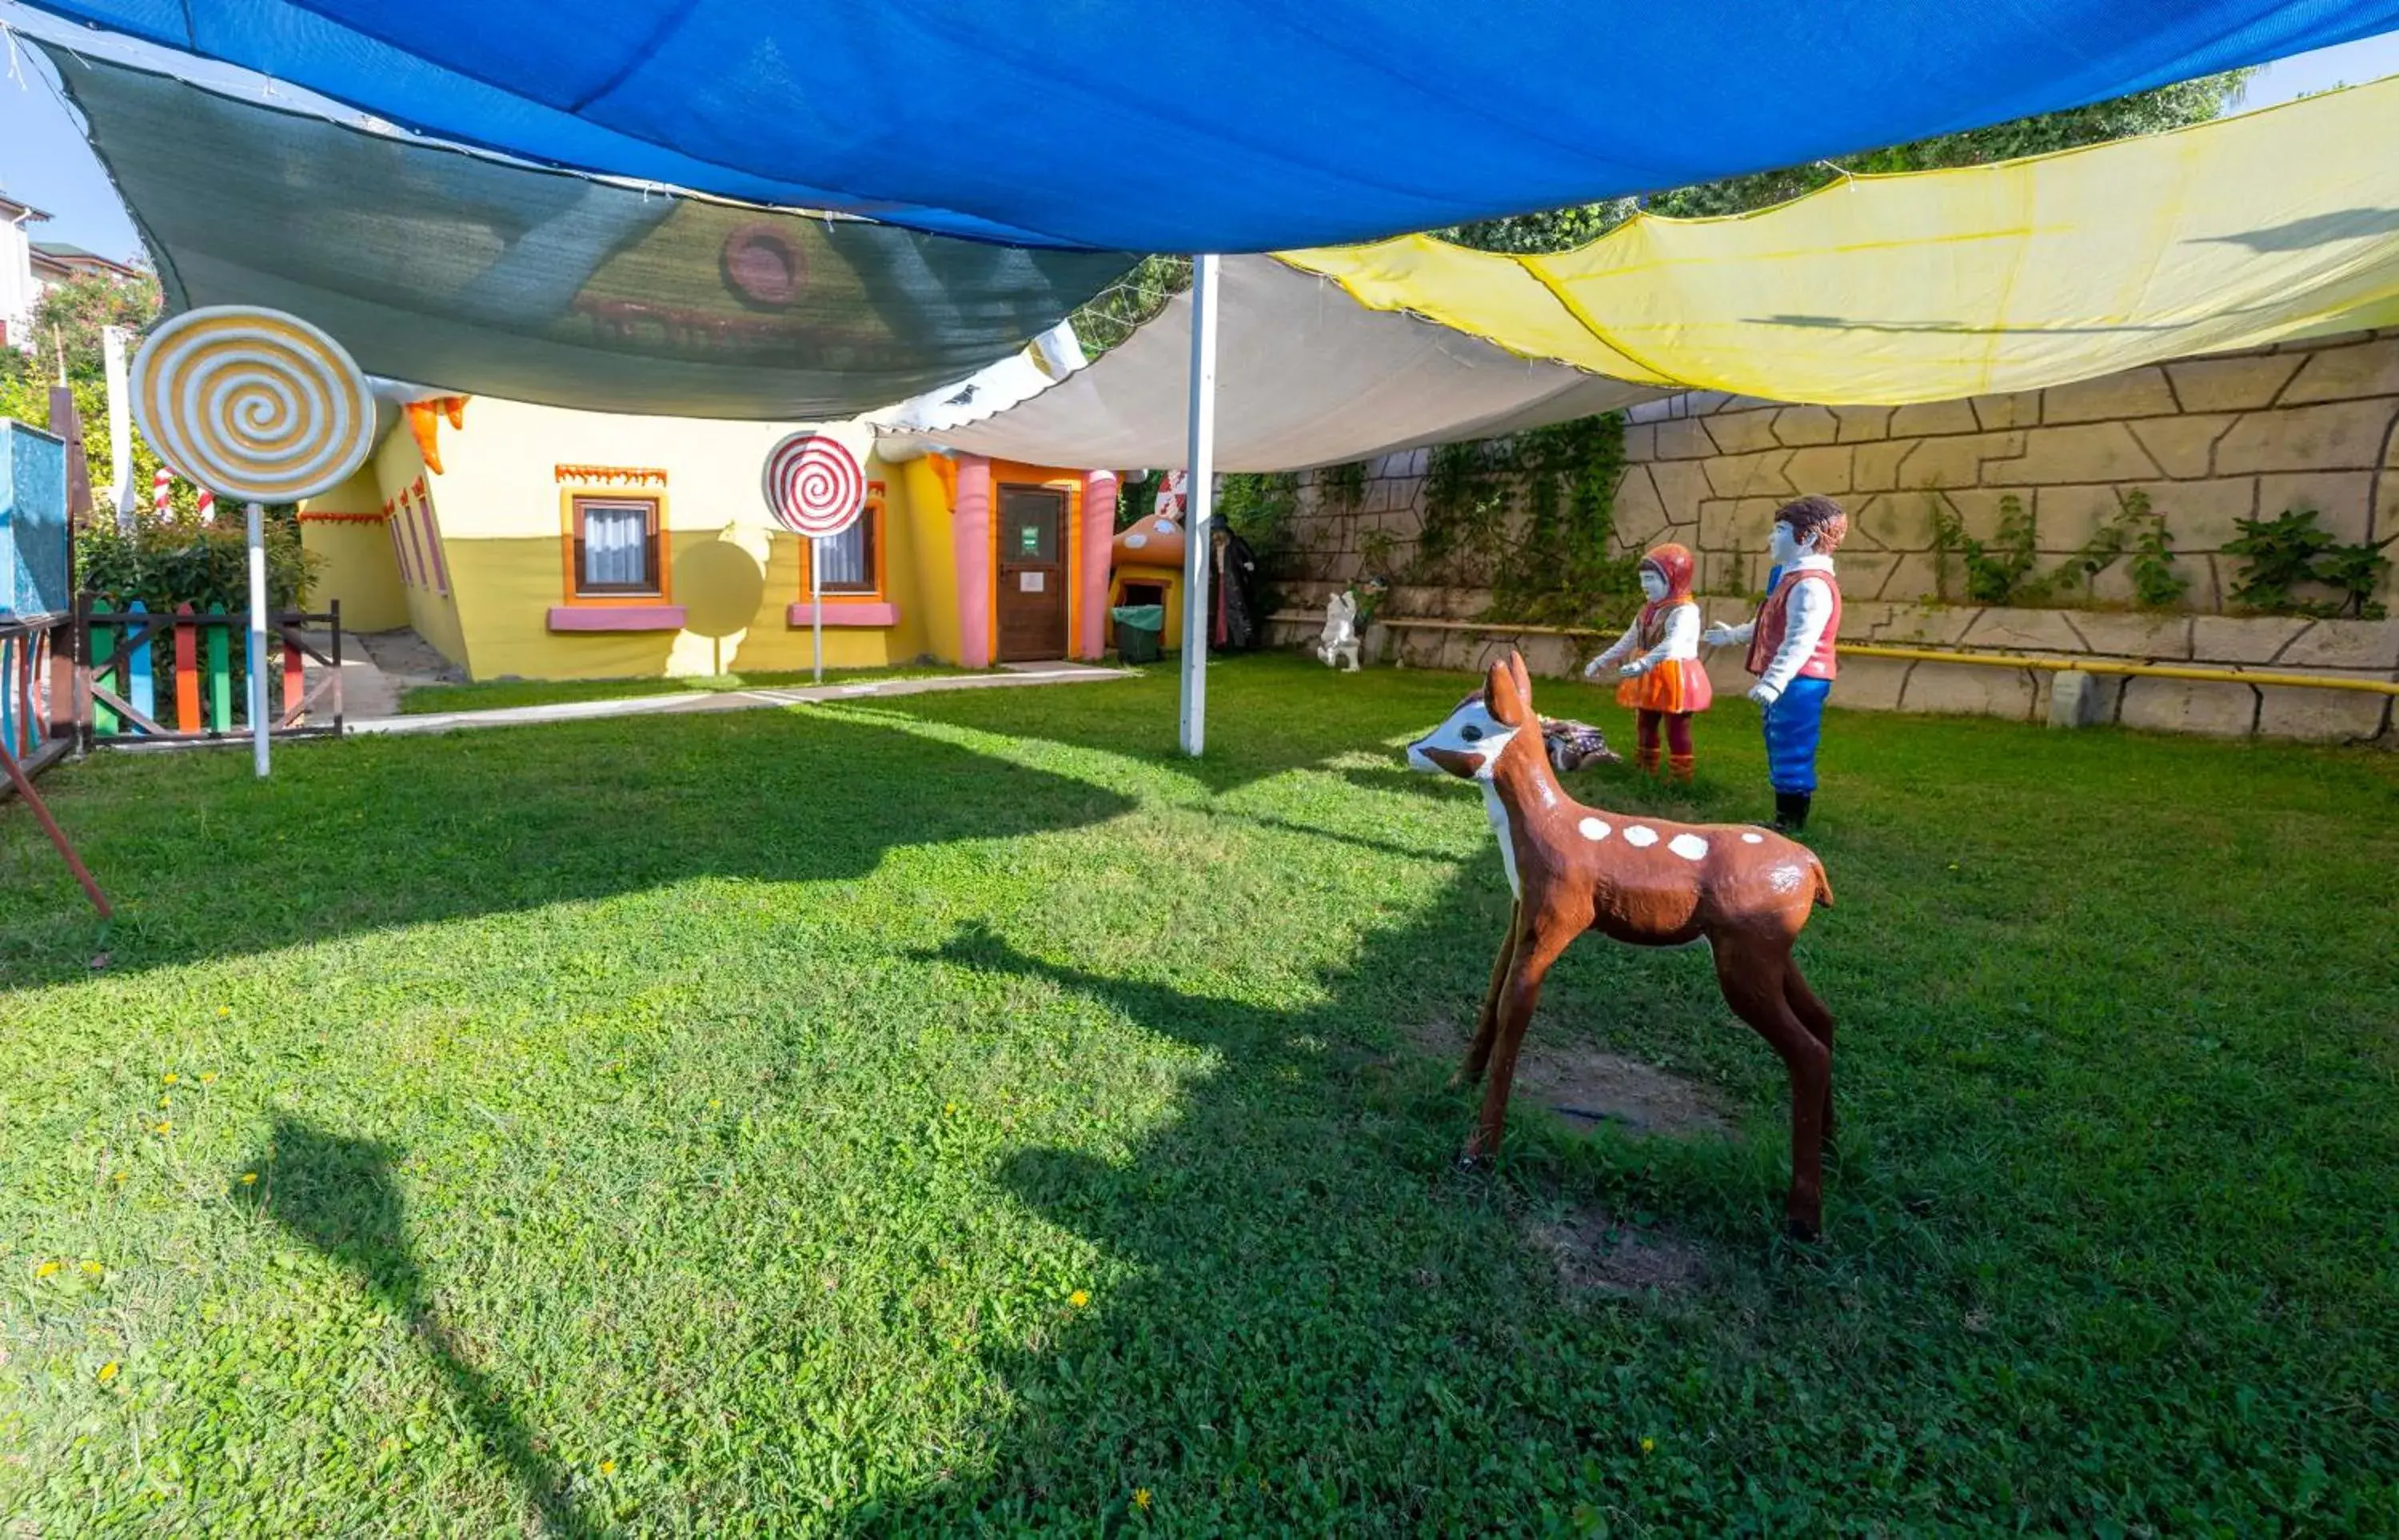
[22,0,2399,251]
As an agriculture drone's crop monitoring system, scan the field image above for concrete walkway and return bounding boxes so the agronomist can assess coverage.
[346,661,1135,738]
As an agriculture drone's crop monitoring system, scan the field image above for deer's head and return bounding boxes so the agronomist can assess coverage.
[1406,652,1535,781]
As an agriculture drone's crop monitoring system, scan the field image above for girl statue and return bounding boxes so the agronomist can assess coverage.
[1583,542,1713,780]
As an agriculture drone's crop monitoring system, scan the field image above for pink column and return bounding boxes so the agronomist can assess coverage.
[952,455,995,668]
[1077,470,1119,661]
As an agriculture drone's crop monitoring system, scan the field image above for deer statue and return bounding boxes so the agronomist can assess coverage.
[1407,652,1839,1237]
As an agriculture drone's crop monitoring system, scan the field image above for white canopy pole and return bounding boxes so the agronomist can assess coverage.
[1178,253,1219,757]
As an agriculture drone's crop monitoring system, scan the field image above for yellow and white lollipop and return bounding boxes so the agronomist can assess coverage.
[131,305,377,502]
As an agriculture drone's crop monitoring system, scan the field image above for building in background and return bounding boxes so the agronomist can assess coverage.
[298,396,1123,681]
[27,240,144,297]
[0,193,51,353]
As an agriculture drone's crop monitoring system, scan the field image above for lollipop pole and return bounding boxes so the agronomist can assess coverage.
[245,499,270,778]
[811,537,824,685]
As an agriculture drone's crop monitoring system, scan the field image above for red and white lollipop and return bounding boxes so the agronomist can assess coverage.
[761,432,866,539]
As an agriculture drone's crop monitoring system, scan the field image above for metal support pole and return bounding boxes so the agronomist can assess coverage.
[1178,253,1220,758]
[810,537,824,685]
[246,500,269,777]
[0,737,111,917]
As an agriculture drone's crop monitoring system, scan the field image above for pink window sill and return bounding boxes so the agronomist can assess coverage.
[788,601,900,627]
[547,604,686,632]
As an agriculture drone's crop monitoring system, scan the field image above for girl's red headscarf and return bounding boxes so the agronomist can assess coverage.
[1638,543,1696,625]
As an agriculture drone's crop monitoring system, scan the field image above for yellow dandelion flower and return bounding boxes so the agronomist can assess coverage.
[81,1260,102,1275]
[153,1122,171,1135]
[97,1360,119,1384]
[161,1072,178,1085]
[215,1006,230,1017]
[943,1101,957,1116]
[1133,1487,1152,1510]
[598,1458,617,1477]
[200,1073,218,1085]
[240,1172,259,1186]
[708,1099,721,1110]
[1641,1436,1655,1454]
[1068,1290,1091,1310]
[111,1171,128,1184]
[35,1260,61,1278]
[157,1097,170,1109]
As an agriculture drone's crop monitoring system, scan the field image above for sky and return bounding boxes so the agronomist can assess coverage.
[4,19,2399,258]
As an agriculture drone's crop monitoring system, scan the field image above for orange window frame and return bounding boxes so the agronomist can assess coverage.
[797,482,888,601]
[559,489,673,604]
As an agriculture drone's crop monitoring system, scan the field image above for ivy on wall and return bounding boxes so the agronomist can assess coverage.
[2224,509,2392,620]
[1412,413,1639,625]
[1927,487,2189,611]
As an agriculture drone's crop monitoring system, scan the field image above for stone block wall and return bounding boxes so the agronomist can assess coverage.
[1283,329,2399,616]
[1263,589,2397,743]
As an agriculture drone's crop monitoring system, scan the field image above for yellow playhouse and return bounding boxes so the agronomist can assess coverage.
[298,397,1126,680]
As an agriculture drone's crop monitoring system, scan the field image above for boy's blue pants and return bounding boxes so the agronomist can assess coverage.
[1762,676,1832,794]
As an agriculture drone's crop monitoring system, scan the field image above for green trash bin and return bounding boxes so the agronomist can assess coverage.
[1111,604,1165,664]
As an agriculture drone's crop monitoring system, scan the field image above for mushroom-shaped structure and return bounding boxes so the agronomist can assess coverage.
[1111,511,1186,572]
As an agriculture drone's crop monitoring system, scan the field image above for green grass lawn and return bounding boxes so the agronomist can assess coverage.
[397,662,980,715]
[3,654,2394,1534]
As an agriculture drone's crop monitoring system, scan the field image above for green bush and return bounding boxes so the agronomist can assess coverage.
[75,514,317,614]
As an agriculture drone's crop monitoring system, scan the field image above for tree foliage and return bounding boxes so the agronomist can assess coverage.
[1066,255,1192,357]
[1446,73,2250,254]
[29,269,163,373]
[0,265,206,524]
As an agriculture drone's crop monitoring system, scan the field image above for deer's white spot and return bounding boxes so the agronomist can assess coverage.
[1668,833,1708,861]
[1741,832,1765,844]
[1623,825,1660,848]
[1770,863,1804,893]
[1578,816,1610,841]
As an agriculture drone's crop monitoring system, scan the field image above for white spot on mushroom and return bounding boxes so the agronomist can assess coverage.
[1668,833,1709,861]
[1153,518,1176,533]
[1770,863,1804,893]
[1578,816,1610,841]
[1623,825,1659,848]
[1741,832,1765,844]
[1124,533,1148,549]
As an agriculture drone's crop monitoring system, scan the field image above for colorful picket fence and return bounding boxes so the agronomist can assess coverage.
[77,596,344,749]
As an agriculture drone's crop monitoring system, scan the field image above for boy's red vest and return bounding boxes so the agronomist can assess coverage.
[1745,569,1841,681]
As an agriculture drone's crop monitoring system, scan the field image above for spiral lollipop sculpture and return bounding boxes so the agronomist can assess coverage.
[132,306,377,504]
[131,306,379,780]
[761,431,866,539]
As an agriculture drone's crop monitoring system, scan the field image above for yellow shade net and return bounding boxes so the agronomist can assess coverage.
[1279,75,2399,406]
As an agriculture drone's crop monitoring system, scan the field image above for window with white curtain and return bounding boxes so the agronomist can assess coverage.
[573,497,659,595]
[811,509,876,593]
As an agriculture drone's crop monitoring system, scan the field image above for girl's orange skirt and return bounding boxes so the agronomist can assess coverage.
[1615,656,1713,715]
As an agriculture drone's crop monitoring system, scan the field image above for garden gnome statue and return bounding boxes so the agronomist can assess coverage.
[1583,542,1712,780]
[1317,590,1362,670]
[1702,495,1846,832]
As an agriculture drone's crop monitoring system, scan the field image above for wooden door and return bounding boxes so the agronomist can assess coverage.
[996,485,1068,661]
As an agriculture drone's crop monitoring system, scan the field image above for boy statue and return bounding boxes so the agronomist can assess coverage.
[1702,494,1846,832]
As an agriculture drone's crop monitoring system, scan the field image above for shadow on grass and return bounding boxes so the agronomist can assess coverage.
[235,1119,600,1539]
[0,706,1140,987]
[855,902,1764,1531]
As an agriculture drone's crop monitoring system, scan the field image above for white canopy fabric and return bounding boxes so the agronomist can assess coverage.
[875,257,1665,472]
[871,321,1088,437]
